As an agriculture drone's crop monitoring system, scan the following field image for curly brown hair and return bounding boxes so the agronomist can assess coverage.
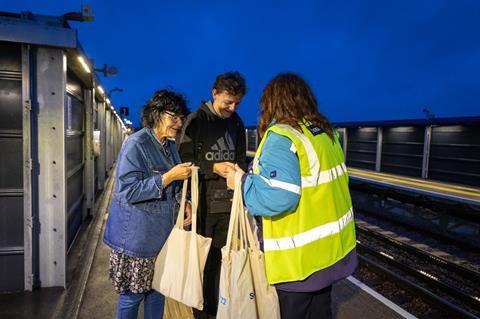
[258,73,334,142]
[141,89,189,128]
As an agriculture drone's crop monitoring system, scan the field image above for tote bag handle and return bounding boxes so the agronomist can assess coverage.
[176,166,199,233]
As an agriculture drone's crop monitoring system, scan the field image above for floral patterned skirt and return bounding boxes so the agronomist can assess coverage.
[109,250,156,294]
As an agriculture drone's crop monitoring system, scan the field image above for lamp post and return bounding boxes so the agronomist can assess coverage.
[108,87,123,96]
[95,64,118,77]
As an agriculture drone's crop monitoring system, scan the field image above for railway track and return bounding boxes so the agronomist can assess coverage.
[355,219,480,318]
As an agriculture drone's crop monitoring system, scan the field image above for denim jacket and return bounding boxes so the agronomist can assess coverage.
[103,127,183,258]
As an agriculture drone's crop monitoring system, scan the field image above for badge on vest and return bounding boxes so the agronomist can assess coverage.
[307,124,324,136]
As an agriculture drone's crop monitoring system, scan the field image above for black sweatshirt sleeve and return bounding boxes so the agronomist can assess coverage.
[178,114,218,180]
[178,114,195,163]
[236,117,247,171]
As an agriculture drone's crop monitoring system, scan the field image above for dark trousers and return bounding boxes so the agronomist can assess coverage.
[277,285,332,319]
[193,213,230,319]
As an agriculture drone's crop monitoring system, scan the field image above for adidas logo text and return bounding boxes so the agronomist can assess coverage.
[206,150,235,161]
[205,132,235,161]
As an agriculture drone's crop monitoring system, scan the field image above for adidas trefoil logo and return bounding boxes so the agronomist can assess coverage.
[205,132,235,161]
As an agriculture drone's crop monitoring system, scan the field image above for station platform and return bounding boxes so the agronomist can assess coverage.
[0,174,414,319]
[348,167,480,206]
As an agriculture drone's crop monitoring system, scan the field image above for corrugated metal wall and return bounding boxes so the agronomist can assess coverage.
[66,72,85,248]
[245,128,258,153]
[0,42,24,291]
[429,125,480,186]
[381,126,424,177]
[346,127,377,170]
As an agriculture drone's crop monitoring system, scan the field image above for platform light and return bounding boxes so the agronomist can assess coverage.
[390,126,415,132]
[358,127,377,133]
[436,125,464,133]
[106,98,111,105]
[97,85,105,95]
[78,56,91,73]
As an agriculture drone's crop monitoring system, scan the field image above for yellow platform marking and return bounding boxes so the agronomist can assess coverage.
[348,168,480,199]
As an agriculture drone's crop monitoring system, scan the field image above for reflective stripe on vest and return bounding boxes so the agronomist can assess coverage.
[263,207,353,251]
[258,175,301,194]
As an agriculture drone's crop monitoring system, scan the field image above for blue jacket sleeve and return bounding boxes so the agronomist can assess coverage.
[116,140,164,204]
[242,132,301,217]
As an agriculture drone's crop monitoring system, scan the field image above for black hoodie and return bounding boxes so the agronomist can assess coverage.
[178,101,247,214]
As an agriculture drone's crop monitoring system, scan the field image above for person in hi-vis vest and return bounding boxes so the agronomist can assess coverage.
[226,73,357,319]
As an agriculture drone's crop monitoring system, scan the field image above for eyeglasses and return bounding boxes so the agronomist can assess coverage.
[164,111,185,122]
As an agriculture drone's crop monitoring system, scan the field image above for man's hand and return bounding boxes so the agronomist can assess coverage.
[213,162,235,178]
[184,202,192,227]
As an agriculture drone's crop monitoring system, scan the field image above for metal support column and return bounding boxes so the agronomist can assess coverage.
[375,127,383,172]
[422,125,432,179]
[36,47,67,288]
[84,87,94,217]
[97,101,106,189]
[21,44,33,291]
[105,109,112,172]
[342,128,348,159]
[113,119,118,161]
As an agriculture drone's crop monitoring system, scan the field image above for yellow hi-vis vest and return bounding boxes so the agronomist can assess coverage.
[252,123,356,284]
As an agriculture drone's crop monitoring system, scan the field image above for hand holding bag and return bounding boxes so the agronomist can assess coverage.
[152,166,212,310]
[217,171,280,319]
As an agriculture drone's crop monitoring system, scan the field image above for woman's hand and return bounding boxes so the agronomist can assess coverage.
[162,162,192,187]
[184,201,192,227]
[226,164,245,190]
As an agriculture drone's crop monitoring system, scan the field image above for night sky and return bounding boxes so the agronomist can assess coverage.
[3,0,480,127]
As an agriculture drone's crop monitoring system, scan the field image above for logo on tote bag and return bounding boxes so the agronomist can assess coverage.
[220,296,228,305]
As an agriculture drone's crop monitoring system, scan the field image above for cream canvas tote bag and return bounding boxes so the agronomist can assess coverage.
[152,166,212,310]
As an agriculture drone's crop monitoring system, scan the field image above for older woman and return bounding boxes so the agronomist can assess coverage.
[226,73,357,319]
[103,89,192,319]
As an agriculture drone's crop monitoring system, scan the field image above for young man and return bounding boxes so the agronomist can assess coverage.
[178,72,247,319]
